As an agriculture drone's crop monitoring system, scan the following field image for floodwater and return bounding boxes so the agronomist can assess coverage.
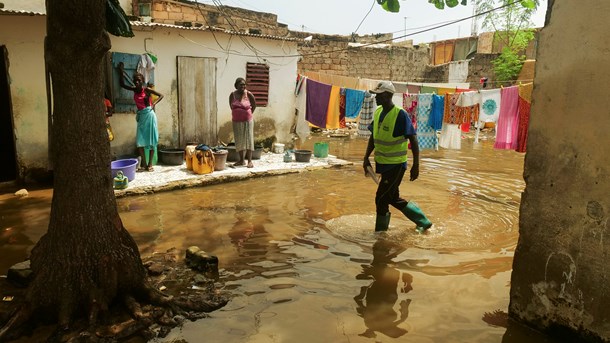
[0,132,560,343]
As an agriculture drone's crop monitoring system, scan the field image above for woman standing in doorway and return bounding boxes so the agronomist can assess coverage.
[229,77,256,168]
[117,62,164,171]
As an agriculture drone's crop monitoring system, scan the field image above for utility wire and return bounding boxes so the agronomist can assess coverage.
[181,0,521,59]
[353,0,376,34]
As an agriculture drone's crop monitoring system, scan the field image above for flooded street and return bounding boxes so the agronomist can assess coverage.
[0,133,558,342]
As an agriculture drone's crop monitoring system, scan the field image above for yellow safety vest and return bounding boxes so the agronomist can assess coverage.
[373,105,408,164]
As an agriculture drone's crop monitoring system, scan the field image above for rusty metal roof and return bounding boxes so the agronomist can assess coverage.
[0,8,45,16]
[130,21,300,42]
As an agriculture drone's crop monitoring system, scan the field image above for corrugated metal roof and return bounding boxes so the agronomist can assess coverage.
[0,8,45,16]
[130,21,300,42]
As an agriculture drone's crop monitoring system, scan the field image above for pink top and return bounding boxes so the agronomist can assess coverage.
[134,88,151,110]
[231,91,253,122]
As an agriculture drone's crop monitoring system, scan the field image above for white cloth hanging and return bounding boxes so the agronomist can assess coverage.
[137,54,155,84]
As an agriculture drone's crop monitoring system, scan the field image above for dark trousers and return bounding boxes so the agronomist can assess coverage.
[375,165,408,215]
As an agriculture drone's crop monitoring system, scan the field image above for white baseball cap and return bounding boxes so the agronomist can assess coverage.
[370,81,396,94]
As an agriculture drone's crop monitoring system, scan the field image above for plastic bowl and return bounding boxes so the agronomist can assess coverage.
[111,158,138,182]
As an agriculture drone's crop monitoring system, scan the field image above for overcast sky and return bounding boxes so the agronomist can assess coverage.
[203,0,548,43]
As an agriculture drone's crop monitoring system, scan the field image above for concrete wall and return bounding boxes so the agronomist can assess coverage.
[509,1,610,341]
[0,15,297,179]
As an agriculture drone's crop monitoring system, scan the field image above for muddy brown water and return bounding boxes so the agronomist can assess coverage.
[0,132,560,342]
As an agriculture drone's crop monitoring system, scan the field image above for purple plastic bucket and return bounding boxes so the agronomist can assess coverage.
[111,158,138,182]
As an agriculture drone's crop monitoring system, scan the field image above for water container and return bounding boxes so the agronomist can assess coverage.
[314,142,329,158]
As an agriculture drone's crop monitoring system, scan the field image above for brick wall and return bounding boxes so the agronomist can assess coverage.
[296,34,431,82]
[139,0,288,36]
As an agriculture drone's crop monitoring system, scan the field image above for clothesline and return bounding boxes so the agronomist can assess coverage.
[295,74,533,154]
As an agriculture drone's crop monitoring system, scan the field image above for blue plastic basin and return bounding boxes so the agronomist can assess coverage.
[111,158,138,182]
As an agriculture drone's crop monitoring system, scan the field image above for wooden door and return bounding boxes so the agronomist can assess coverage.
[177,56,217,147]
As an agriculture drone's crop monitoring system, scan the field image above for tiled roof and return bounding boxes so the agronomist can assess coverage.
[130,21,300,42]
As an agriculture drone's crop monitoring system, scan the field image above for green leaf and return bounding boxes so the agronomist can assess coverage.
[429,0,444,9]
[461,0,468,5]
[446,0,459,8]
[381,0,400,12]
[520,0,536,9]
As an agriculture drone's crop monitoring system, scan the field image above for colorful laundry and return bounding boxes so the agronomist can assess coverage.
[516,83,534,153]
[456,91,481,133]
[403,94,418,131]
[443,93,461,124]
[479,89,501,126]
[494,86,520,150]
[305,79,332,128]
[439,123,461,150]
[429,94,445,131]
[416,94,437,150]
[339,88,346,128]
[358,92,375,137]
[345,89,365,119]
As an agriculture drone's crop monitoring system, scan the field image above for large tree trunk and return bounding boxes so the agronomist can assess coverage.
[27,0,147,324]
[0,3,227,340]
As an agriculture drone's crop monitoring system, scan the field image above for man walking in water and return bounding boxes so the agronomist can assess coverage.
[363,81,432,233]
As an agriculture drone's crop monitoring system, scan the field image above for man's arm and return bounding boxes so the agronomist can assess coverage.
[363,134,375,175]
[408,134,419,181]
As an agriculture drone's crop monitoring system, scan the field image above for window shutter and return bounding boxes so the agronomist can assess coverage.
[111,52,155,112]
[246,62,269,107]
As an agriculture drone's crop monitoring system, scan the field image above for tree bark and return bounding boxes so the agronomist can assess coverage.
[26,0,147,324]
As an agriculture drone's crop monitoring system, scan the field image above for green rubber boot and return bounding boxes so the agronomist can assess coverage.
[401,202,432,233]
[375,212,391,232]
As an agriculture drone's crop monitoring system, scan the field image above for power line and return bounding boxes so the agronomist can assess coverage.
[353,0,376,34]
[182,0,521,59]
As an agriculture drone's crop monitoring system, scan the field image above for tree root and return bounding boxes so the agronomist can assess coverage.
[0,251,228,342]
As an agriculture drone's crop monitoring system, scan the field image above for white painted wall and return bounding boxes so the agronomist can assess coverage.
[0,15,48,172]
[0,15,298,174]
[110,26,298,156]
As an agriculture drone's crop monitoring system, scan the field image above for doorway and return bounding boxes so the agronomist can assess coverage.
[177,56,217,147]
[0,46,17,182]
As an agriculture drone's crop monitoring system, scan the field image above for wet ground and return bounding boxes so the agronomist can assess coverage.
[0,131,559,342]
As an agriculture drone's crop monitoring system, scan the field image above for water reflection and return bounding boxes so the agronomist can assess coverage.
[354,237,412,339]
[0,132,563,342]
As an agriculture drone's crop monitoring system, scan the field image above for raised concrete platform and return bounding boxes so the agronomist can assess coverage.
[114,151,352,198]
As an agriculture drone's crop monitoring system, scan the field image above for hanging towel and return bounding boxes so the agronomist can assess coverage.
[345,89,365,119]
[437,87,455,95]
[456,91,481,133]
[407,84,422,94]
[416,94,437,150]
[421,86,437,94]
[326,86,342,129]
[494,86,520,150]
[358,92,375,137]
[403,94,418,131]
[443,93,461,124]
[306,79,332,128]
[439,123,461,150]
[479,89,501,126]
[295,78,310,139]
[339,88,347,128]
[516,83,534,153]
[429,94,445,131]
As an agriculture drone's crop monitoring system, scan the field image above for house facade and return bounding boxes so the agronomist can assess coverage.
[0,2,299,183]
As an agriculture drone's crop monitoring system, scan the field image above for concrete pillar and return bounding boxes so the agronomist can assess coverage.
[509,1,610,340]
